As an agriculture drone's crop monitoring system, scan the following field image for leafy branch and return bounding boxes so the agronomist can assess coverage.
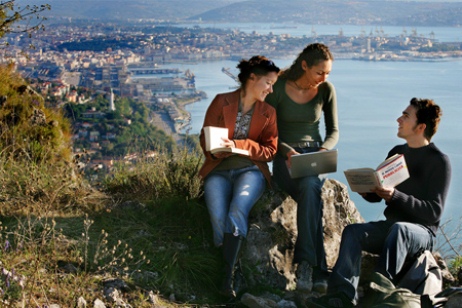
[0,0,51,39]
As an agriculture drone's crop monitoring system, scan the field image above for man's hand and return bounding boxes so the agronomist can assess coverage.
[372,186,395,202]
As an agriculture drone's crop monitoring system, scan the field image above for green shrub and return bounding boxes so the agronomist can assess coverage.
[0,64,105,216]
[449,255,462,278]
[0,64,73,165]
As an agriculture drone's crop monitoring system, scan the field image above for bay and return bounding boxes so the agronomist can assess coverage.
[163,58,462,235]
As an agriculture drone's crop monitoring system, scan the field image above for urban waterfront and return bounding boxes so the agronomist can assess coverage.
[176,22,462,43]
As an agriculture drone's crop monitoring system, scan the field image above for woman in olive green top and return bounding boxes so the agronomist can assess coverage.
[265,43,339,294]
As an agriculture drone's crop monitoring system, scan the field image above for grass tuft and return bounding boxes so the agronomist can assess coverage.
[103,147,203,202]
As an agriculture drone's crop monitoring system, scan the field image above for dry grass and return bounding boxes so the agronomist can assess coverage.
[0,64,221,306]
[0,146,227,307]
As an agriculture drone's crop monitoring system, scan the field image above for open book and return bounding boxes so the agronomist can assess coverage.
[343,154,410,193]
[203,126,249,156]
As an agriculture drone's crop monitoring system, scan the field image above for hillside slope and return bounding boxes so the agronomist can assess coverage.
[189,0,462,26]
[17,0,462,26]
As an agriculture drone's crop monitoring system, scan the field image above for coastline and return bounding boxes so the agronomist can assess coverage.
[150,90,207,137]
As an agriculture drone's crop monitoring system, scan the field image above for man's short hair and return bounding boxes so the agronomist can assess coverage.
[410,97,442,141]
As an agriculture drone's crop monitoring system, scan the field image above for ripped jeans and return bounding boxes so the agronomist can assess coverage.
[204,165,266,247]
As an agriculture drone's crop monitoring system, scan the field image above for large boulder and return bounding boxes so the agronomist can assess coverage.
[242,178,364,291]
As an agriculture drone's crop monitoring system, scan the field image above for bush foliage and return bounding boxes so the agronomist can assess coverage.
[0,64,73,164]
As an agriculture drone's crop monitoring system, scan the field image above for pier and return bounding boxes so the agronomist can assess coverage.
[128,68,182,75]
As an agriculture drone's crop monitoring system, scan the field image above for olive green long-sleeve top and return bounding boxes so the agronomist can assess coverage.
[265,79,339,158]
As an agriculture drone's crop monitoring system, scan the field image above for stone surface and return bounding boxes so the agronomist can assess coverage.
[241,292,278,308]
[77,296,87,308]
[445,293,462,308]
[93,299,106,308]
[242,178,364,291]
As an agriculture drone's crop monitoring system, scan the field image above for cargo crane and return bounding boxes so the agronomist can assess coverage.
[184,69,196,88]
[221,67,239,83]
[184,69,195,79]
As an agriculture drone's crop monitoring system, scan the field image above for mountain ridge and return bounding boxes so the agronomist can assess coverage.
[17,0,462,26]
[189,0,462,26]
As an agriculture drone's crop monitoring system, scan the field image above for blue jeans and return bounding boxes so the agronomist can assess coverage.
[204,165,266,247]
[327,220,434,303]
[273,148,327,275]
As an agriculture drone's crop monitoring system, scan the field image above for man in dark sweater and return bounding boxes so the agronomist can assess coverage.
[308,98,452,308]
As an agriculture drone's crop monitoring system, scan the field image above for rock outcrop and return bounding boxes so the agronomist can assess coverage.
[238,178,455,307]
[242,178,363,291]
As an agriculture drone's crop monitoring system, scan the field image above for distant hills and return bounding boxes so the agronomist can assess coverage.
[189,1,462,27]
[18,0,462,26]
[18,0,241,21]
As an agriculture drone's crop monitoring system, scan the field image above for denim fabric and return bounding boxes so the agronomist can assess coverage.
[204,165,266,247]
[272,147,327,273]
[328,220,434,303]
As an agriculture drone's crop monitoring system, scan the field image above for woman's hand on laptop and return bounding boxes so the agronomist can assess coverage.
[286,150,299,168]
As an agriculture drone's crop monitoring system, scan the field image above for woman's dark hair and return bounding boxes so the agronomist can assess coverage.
[236,55,280,86]
[280,43,333,80]
[410,97,442,141]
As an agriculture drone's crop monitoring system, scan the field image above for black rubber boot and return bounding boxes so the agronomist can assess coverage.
[219,232,244,298]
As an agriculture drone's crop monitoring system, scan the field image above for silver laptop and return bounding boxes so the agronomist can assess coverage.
[289,149,338,178]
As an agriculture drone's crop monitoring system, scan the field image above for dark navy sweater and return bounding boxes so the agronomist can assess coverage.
[364,143,451,235]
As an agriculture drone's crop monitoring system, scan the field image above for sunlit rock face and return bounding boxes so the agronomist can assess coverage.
[243,178,364,290]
